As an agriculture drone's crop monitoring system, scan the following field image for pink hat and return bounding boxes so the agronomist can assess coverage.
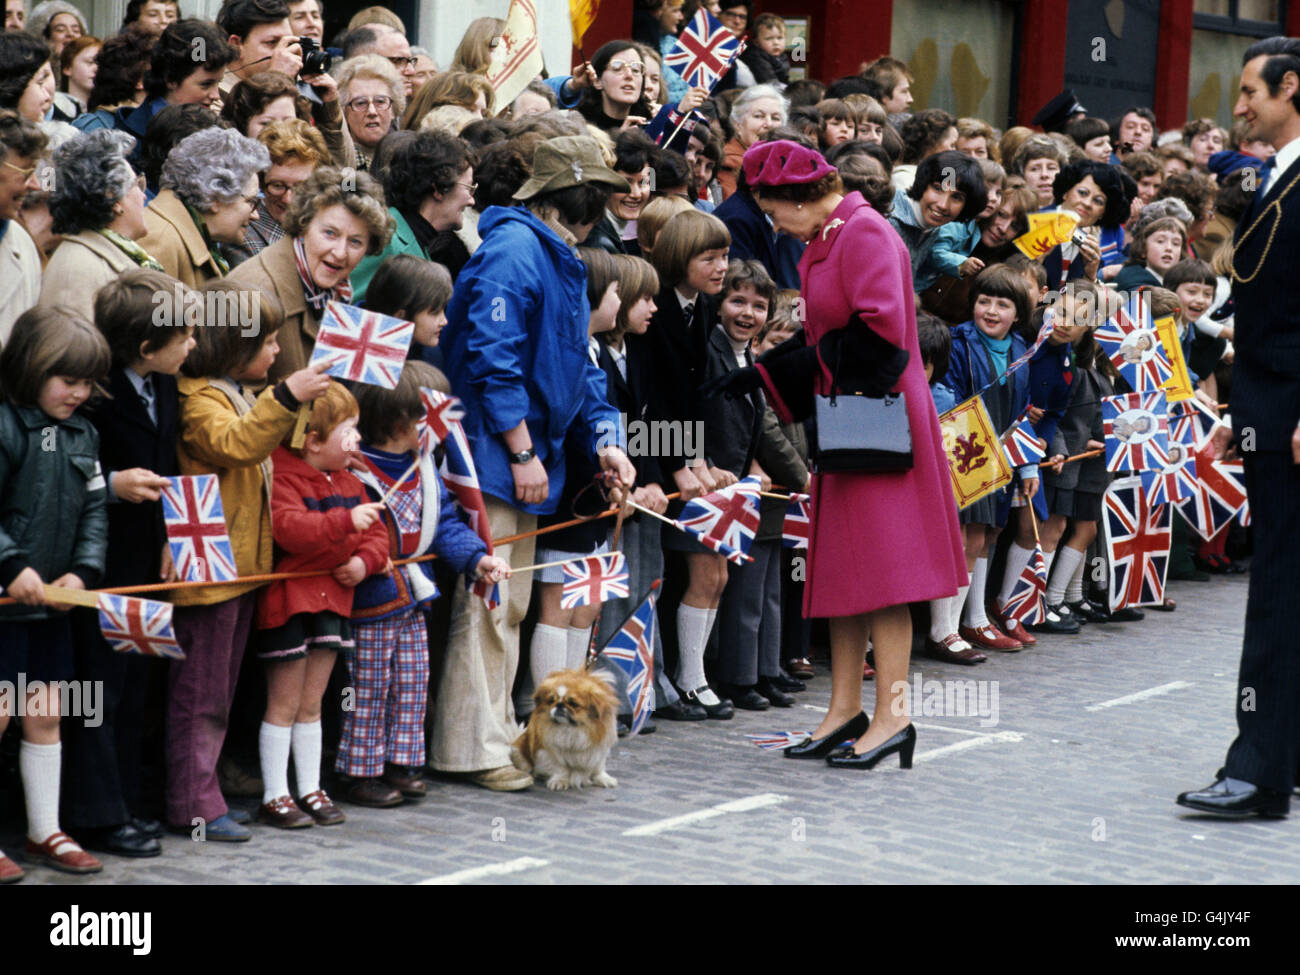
[742,140,836,188]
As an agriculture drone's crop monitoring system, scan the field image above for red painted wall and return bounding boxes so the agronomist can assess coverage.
[1016,0,1070,126]
[1153,0,1193,131]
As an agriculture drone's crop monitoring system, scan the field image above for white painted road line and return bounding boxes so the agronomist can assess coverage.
[622,793,789,837]
[1085,681,1193,712]
[417,856,550,885]
[912,731,1024,764]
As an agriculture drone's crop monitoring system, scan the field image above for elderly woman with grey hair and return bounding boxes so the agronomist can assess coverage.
[139,126,270,286]
[335,54,406,172]
[39,128,159,324]
[719,84,789,198]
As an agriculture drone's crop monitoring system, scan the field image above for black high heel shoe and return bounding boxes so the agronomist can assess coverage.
[826,724,916,770]
[784,711,869,759]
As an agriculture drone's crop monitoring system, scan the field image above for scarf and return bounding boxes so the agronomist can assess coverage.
[977,329,1012,386]
[293,235,353,313]
[183,203,229,275]
[99,229,165,271]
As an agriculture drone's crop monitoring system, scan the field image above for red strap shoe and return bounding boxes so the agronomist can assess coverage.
[959,623,1022,652]
[0,851,24,883]
[24,832,102,874]
[990,603,1036,645]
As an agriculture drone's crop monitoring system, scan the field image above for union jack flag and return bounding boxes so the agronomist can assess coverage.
[782,493,810,549]
[1103,476,1172,610]
[417,387,466,454]
[1139,436,1199,507]
[1000,542,1048,624]
[97,593,185,659]
[160,474,237,583]
[560,553,629,609]
[747,731,812,750]
[309,301,413,388]
[676,476,761,563]
[663,8,743,89]
[1176,450,1248,541]
[1094,291,1173,393]
[1002,418,1046,468]
[438,420,499,608]
[1102,391,1169,472]
[599,581,658,734]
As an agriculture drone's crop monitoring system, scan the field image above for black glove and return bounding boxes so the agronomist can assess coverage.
[697,364,763,401]
[823,322,910,397]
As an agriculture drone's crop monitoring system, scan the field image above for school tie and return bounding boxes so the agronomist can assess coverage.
[140,375,157,426]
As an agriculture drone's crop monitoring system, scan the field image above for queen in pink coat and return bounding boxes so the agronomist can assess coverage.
[742,140,966,770]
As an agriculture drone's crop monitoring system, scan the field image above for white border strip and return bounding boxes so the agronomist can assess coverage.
[1085,681,1193,712]
[417,856,551,885]
[622,792,789,837]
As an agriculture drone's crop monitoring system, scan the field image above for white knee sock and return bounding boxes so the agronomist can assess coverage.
[292,720,322,797]
[949,585,970,634]
[259,721,292,805]
[676,604,718,704]
[997,544,1035,608]
[1042,548,1056,579]
[962,558,990,628]
[1047,547,1085,606]
[20,741,62,844]
[1065,549,1088,603]
[928,597,954,642]
[565,625,591,670]
[530,624,568,688]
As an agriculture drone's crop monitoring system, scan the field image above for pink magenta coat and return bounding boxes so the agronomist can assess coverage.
[798,191,967,617]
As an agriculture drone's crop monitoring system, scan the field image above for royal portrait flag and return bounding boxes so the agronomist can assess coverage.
[1095,291,1174,394]
[309,301,413,388]
[1102,391,1169,472]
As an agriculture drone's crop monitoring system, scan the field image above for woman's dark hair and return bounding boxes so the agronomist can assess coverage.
[141,103,224,190]
[216,0,291,41]
[787,105,822,139]
[612,128,656,175]
[1051,158,1130,228]
[1215,169,1254,222]
[384,129,475,212]
[365,254,453,319]
[87,25,156,111]
[899,108,955,165]
[368,128,415,187]
[530,182,610,227]
[1064,115,1110,151]
[577,39,652,125]
[1243,36,1300,112]
[474,138,531,208]
[909,150,987,221]
[123,0,182,29]
[828,145,892,214]
[220,71,308,134]
[754,171,842,206]
[458,117,510,152]
[969,263,1034,334]
[0,33,51,111]
[653,147,690,194]
[916,310,951,382]
[146,19,235,99]
[783,78,826,109]
[879,121,903,166]
[1157,168,1216,223]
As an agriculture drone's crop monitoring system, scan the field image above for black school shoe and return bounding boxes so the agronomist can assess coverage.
[1067,598,1111,624]
[654,699,708,721]
[756,677,797,707]
[683,686,735,720]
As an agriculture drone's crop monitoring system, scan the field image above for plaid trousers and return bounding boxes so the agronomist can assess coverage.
[335,607,429,777]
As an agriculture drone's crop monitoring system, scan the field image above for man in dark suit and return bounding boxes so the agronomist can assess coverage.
[1177,36,1300,819]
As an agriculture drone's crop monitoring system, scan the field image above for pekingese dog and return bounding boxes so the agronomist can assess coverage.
[512,669,619,791]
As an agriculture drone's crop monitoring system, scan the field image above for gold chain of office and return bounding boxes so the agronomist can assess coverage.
[1229,169,1300,284]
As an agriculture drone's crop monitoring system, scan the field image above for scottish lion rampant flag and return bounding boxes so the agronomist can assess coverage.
[599,580,658,734]
[663,7,743,89]
[1001,418,1047,468]
[1103,476,1172,610]
[160,474,237,583]
[1102,391,1169,472]
[417,387,466,454]
[676,476,761,563]
[1000,543,1048,624]
[437,420,499,609]
[560,553,630,609]
[1094,291,1173,393]
[309,301,413,388]
[782,493,810,549]
[98,593,185,659]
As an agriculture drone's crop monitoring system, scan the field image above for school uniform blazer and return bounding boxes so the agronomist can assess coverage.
[643,282,714,475]
[138,188,225,290]
[39,229,137,326]
[224,236,315,384]
[702,325,765,477]
[81,368,179,586]
[1229,151,1300,452]
[1043,365,1112,494]
[600,337,663,489]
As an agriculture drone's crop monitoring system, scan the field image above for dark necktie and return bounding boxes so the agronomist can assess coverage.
[140,375,157,426]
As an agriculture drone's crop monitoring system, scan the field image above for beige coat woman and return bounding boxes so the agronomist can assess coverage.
[38,229,138,324]
[139,188,226,289]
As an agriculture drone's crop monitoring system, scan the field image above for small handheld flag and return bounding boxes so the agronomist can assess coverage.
[1094,291,1174,394]
[309,301,413,388]
[560,553,630,609]
[1002,418,1047,468]
[160,474,237,583]
[417,387,466,454]
[663,7,744,90]
[676,476,762,563]
[98,593,185,659]
[747,732,812,750]
[1102,391,1170,472]
[598,580,659,734]
[782,493,810,549]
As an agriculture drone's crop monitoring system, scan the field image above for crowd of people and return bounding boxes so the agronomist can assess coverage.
[0,0,1279,882]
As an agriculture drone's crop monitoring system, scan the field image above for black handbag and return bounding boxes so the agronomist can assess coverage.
[810,332,913,473]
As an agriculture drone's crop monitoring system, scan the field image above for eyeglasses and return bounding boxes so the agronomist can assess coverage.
[606,59,644,76]
[457,180,477,194]
[719,10,748,23]
[346,95,393,112]
[387,56,418,69]
[2,159,37,178]
[240,191,264,207]
[264,179,302,196]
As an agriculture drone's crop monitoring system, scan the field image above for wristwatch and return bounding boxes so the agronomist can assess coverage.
[509,447,537,464]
